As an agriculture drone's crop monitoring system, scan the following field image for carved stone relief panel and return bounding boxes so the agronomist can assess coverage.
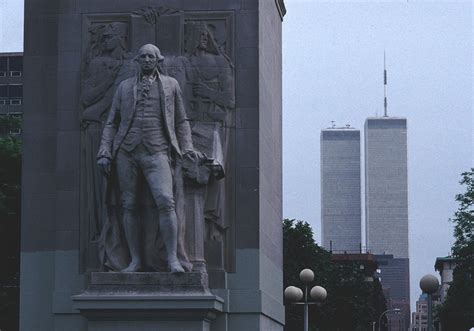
[78,9,236,277]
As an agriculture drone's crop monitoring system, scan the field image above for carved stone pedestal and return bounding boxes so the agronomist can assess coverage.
[72,272,224,331]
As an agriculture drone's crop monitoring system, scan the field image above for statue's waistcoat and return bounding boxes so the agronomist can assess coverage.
[99,74,193,161]
[121,81,169,154]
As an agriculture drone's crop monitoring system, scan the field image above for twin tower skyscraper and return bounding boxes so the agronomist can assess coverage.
[321,116,410,326]
[321,116,408,257]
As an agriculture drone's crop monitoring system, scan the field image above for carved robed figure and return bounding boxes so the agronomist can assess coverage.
[80,22,135,252]
[96,44,200,273]
[183,22,235,243]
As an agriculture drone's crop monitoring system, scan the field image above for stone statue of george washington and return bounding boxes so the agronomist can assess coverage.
[96,44,199,273]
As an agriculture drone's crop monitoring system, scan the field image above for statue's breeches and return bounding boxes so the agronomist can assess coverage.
[116,144,175,212]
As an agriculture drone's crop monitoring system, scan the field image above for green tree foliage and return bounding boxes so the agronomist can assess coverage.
[283,219,331,331]
[0,115,21,137]
[0,115,21,331]
[283,219,387,331]
[437,169,474,330]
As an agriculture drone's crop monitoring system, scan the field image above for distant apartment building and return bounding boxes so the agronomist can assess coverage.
[410,293,429,331]
[320,126,362,252]
[0,52,23,135]
[365,117,410,331]
[376,254,411,331]
[410,293,441,331]
[434,256,456,302]
[375,254,410,304]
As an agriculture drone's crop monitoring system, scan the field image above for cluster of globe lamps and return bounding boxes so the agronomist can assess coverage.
[284,268,327,331]
[284,269,440,331]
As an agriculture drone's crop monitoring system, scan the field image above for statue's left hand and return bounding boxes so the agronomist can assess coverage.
[184,151,197,162]
[97,157,111,178]
[184,151,205,163]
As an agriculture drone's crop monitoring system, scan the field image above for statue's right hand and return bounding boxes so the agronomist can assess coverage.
[97,157,111,177]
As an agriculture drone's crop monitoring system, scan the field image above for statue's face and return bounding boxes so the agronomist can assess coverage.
[138,46,158,72]
[198,30,208,50]
[102,33,119,51]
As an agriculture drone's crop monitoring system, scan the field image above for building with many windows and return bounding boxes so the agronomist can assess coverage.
[0,52,23,135]
[410,292,441,331]
[365,116,410,330]
[410,293,429,331]
[376,253,411,330]
[434,256,456,302]
[320,126,362,252]
[365,117,409,258]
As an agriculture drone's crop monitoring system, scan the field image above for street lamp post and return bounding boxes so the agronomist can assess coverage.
[284,268,327,331]
[377,308,401,331]
[419,274,440,331]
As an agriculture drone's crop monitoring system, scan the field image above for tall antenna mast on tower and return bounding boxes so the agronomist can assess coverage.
[384,50,388,117]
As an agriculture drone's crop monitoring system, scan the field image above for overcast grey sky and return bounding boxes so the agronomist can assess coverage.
[1,0,472,312]
[0,0,23,52]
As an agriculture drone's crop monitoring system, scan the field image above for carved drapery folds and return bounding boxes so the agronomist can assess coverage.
[79,9,235,276]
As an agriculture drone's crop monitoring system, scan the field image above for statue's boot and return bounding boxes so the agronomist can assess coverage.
[160,210,184,273]
[121,209,142,272]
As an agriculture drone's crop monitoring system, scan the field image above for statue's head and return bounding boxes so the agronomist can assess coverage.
[184,22,220,56]
[197,27,209,51]
[102,22,128,53]
[136,44,165,74]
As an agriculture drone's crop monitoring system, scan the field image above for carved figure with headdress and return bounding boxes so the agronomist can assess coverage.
[182,21,235,243]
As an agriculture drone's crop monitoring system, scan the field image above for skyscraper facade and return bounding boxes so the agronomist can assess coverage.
[365,117,409,257]
[321,127,362,252]
[365,117,410,330]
